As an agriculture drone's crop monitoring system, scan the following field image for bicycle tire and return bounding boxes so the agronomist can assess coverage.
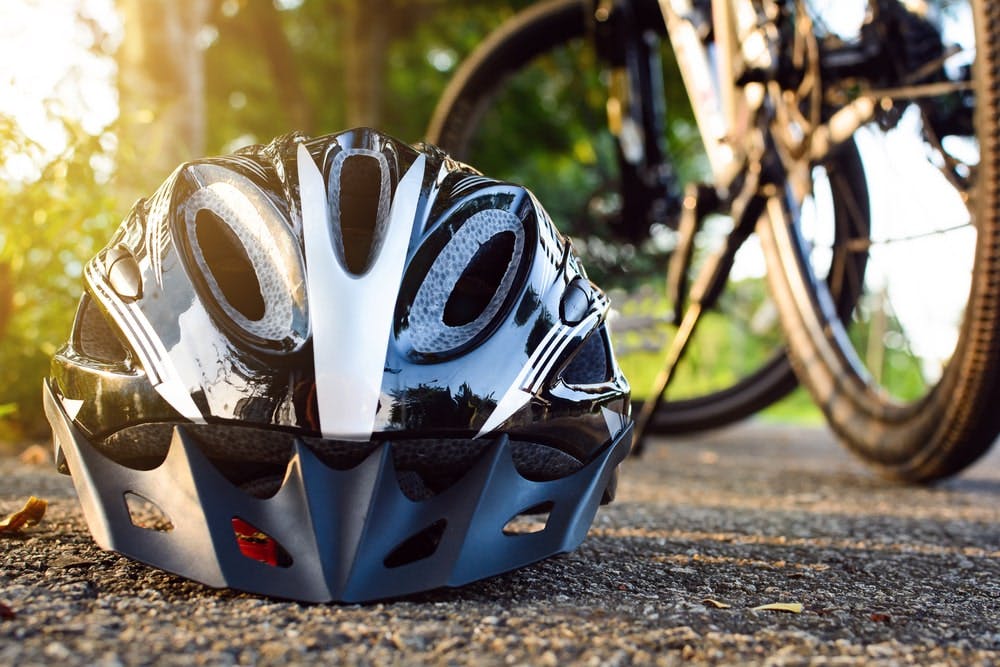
[760,0,1000,481]
[426,0,869,435]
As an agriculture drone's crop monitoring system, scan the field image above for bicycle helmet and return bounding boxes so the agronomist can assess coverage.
[44,128,632,602]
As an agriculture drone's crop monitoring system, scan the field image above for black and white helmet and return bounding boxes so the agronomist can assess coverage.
[44,129,632,602]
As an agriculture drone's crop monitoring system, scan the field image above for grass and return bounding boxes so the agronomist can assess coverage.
[610,279,824,425]
[621,346,825,426]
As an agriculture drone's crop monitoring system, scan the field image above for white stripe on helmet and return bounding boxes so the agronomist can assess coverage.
[298,143,424,440]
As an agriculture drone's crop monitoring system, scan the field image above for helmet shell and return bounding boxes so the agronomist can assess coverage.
[45,129,632,601]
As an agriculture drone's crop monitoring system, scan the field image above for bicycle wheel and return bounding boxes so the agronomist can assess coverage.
[426,0,869,434]
[761,0,1000,481]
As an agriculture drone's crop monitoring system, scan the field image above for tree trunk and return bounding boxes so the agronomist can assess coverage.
[341,0,391,128]
[248,2,315,134]
[116,0,212,203]
[0,263,11,343]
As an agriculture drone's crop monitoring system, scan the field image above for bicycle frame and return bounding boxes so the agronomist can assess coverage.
[659,0,748,187]
[629,0,879,444]
[629,0,970,445]
[655,0,881,199]
[427,0,995,472]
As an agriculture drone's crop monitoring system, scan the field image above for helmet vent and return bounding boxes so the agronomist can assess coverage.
[383,518,447,568]
[337,154,385,275]
[232,517,293,567]
[195,208,266,321]
[179,165,309,351]
[99,425,585,487]
[124,492,174,532]
[502,501,554,536]
[561,326,611,385]
[408,208,526,355]
[443,231,515,327]
[75,295,128,364]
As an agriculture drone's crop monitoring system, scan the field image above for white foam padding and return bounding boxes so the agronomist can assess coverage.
[183,179,305,342]
[409,209,525,354]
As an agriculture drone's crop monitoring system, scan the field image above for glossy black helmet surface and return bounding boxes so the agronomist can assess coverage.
[44,128,632,602]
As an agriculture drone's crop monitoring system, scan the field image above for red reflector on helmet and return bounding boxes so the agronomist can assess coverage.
[231,517,279,567]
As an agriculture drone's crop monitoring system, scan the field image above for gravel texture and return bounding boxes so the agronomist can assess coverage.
[3,422,1000,665]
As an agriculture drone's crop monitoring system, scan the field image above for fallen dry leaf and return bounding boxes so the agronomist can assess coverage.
[0,496,47,534]
[752,602,803,613]
[870,612,892,623]
[0,602,14,620]
[50,555,97,569]
[18,444,50,465]
[702,598,732,609]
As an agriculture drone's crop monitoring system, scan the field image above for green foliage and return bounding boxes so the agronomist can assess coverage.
[613,277,787,400]
[613,274,930,425]
[0,122,118,437]
[203,1,527,153]
[382,2,531,141]
[846,308,931,402]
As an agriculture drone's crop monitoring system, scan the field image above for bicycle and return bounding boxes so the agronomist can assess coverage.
[429,0,825,437]
[427,0,1000,481]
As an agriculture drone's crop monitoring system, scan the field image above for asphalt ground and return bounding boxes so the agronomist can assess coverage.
[2,422,1000,665]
